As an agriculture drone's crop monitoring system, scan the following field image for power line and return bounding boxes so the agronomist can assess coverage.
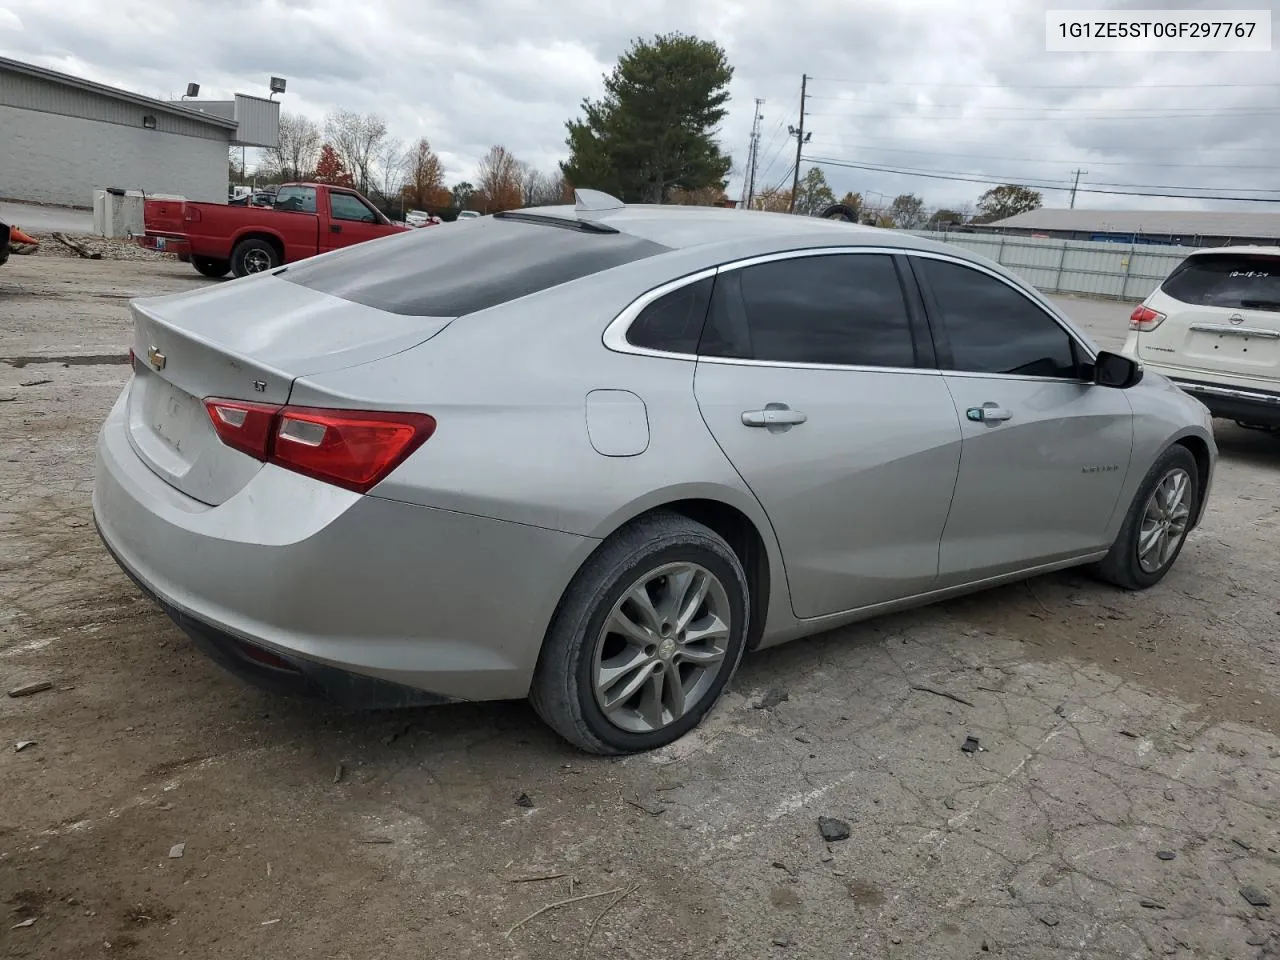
[754,100,799,194]
[803,131,1280,155]
[802,95,1280,115]
[802,139,1280,171]
[807,156,1280,203]
[808,77,1280,89]
[803,109,1276,121]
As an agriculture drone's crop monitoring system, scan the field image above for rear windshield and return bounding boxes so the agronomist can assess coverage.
[1160,253,1280,312]
[282,215,668,316]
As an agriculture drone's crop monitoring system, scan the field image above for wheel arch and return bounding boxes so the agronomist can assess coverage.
[231,230,285,262]
[1170,431,1213,529]
[563,485,791,653]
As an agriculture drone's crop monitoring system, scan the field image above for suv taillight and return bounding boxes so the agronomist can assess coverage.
[203,398,436,494]
[1129,305,1167,332]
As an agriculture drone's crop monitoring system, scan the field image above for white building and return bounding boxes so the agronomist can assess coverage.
[0,56,279,208]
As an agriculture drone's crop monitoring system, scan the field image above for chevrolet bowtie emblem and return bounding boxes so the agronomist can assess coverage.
[146,346,166,370]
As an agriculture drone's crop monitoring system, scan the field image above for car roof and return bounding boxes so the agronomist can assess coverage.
[516,200,968,261]
[1181,245,1280,258]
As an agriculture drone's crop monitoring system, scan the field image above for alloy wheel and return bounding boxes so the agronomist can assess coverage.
[1137,467,1192,574]
[592,562,732,733]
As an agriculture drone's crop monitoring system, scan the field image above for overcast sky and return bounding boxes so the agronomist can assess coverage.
[2,0,1278,215]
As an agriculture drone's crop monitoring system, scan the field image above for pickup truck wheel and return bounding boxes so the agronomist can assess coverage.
[231,239,280,277]
[191,256,230,278]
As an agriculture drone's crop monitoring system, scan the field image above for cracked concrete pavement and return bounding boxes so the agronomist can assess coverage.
[1,257,1277,959]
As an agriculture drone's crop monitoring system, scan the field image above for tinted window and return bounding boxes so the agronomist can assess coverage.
[916,257,1079,378]
[699,254,918,368]
[1161,253,1280,312]
[274,185,316,213]
[330,192,376,222]
[283,215,668,317]
[626,277,714,353]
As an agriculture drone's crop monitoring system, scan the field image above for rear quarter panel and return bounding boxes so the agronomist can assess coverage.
[184,204,320,261]
[286,246,800,642]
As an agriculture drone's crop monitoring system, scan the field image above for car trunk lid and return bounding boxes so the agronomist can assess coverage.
[125,274,453,505]
[1140,251,1280,378]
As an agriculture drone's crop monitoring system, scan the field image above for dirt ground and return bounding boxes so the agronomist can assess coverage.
[1,256,1277,960]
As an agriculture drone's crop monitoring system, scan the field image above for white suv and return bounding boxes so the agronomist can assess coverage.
[1122,247,1280,432]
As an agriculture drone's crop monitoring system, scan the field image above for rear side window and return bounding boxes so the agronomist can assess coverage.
[1160,253,1280,312]
[282,216,668,317]
[626,277,714,354]
[274,185,316,213]
[699,253,920,368]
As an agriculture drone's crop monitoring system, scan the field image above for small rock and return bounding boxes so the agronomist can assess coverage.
[11,918,36,929]
[961,736,980,754]
[981,941,990,952]
[1163,789,1175,801]
[1232,837,1252,852]
[818,816,851,842]
[1040,916,1059,927]
[794,734,811,744]
[332,762,345,784]
[1119,730,1139,739]
[1247,935,1268,946]
[1054,704,1066,717]
[168,842,186,859]
[755,688,789,710]
[1140,899,1165,909]
[515,792,534,808]
[772,932,794,947]
[7,681,52,698]
[943,797,957,810]
[890,936,902,945]
[14,741,36,752]
[1156,850,1175,861]
[820,853,833,863]
[1240,886,1271,908]
[19,379,53,387]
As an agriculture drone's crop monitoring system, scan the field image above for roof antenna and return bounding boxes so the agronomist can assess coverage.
[574,189,624,218]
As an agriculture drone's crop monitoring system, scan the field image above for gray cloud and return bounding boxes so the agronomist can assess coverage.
[2,0,1277,214]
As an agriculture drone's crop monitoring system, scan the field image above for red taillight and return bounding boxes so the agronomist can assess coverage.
[204,398,282,460]
[203,399,435,494]
[1129,304,1166,332]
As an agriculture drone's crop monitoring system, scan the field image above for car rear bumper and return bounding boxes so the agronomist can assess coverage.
[92,388,594,705]
[1168,376,1280,428]
[135,233,191,257]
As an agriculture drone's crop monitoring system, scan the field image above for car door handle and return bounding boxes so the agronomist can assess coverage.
[330,224,342,233]
[965,403,1012,424]
[742,406,808,427]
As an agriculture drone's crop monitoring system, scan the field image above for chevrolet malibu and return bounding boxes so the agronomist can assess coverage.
[94,190,1216,755]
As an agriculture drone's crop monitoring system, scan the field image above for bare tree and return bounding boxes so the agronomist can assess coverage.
[476,144,523,213]
[263,112,321,182]
[376,137,407,204]
[519,166,567,207]
[324,109,388,195]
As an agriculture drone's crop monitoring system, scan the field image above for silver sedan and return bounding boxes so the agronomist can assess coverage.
[93,190,1216,754]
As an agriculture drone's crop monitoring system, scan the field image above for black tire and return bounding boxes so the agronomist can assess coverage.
[819,202,859,222]
[192,256,230,278]
[1093,445,1199,590]
[230,238,280,278]
[530,511,750,755]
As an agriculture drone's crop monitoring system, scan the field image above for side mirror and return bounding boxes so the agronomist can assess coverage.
[1092,350,1144,389]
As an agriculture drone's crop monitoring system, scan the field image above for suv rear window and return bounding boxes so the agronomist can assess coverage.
[1160,253,1280,312]
[282,215,668,317]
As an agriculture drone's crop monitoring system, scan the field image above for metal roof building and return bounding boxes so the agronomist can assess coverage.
[981,208,1280,248]
[0,56,279,208]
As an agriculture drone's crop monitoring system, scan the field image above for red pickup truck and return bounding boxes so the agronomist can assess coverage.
[137,182,408,279]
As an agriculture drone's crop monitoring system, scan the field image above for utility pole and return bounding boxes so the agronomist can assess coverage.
[1069,168,1086,209]
[745,99,764,209]
[787,74,810,214]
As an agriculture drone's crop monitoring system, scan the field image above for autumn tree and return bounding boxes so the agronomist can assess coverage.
[402,138,451,210]
[752,189,792,213]
[972,184,1042,223]
[927,208,966,228]
[890,193,927,229]
[669,185,730,206]
[313,144,355,187]
[561,33,733,203]
[324,109,388,194]
[791,167,836,216]
[476,145,523,213]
